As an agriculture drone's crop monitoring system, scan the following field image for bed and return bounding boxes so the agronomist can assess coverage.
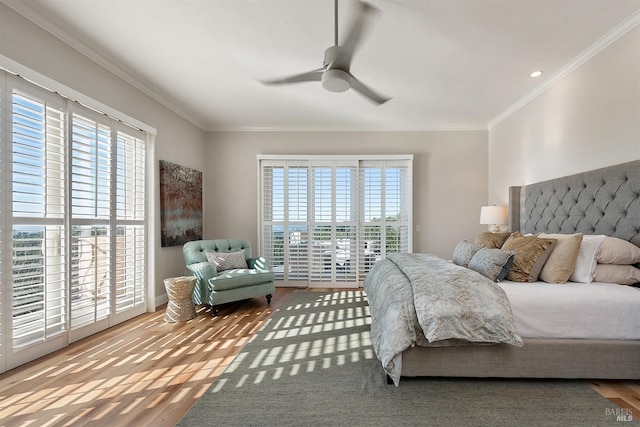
[364,160,640,385]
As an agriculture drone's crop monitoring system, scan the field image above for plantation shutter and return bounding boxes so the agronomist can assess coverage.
[309,161,358,283]
[69,106,112,329]
[260,155,412,287]
[309,164,332,282]
[114,125,146,314]
[10,83,67,349]
[286,164,309,281]
[358,160,412,279]
[261,164,283,278]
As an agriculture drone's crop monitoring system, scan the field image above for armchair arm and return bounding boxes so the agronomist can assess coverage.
[187,262,218,305]
[247,256,271,272]
[187,261,218,281]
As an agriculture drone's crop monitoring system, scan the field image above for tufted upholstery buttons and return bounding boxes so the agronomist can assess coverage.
[517,161,640,247]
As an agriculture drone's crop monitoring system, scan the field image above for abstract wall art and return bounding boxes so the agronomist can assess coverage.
[159,160,203,247]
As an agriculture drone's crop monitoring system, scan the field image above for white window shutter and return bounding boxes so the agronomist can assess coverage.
[70,107,112,328]
[11,87,67,348]
[114,127,146,312]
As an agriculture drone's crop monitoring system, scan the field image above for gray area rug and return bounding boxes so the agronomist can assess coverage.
[179,291,633,427]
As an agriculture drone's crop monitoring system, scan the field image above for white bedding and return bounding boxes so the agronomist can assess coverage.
[498,281,640,340]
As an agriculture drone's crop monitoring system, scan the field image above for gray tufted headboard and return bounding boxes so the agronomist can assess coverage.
[509,160,640,247]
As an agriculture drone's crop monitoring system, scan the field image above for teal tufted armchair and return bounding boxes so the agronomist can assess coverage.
[183,239,275,316]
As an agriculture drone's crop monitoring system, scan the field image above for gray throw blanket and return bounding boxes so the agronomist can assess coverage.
[365,253,523,385]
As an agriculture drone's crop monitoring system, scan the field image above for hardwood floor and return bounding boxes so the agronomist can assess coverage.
[0,288,637,427]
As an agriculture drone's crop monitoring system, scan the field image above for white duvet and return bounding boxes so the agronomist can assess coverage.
[498,281,640,339]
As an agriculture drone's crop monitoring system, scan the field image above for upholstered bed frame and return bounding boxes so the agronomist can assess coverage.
[398,160,640,380]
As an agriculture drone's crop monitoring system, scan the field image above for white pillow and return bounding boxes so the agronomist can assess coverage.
[569,235,606,283]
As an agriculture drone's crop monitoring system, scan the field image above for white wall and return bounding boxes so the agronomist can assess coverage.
[0,3,207,306]
[488,25,640,205]
[205,130,489,259]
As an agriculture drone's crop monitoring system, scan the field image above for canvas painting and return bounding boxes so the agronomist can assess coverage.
[159,160,203,247]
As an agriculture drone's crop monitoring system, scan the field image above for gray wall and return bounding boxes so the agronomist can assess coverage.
[488,25,640,205]
[204,130,489,260]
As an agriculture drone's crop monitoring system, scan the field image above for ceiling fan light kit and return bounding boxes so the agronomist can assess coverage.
[262,0,390,105]
[322,69,351,92]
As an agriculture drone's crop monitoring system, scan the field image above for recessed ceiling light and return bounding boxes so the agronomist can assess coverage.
[530,70,543,78]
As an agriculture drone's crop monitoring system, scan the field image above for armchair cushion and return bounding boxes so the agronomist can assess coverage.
[210,269,275,291]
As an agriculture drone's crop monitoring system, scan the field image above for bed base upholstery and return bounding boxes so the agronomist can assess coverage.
[399,339,640,379]
[396,160,640,381]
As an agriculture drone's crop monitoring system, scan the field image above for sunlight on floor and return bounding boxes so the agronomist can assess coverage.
[0,306,250,426]
[213,290,374,390]
[0,290,372,426]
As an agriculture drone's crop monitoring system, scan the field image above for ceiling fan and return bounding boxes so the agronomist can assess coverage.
[262,0,390,105]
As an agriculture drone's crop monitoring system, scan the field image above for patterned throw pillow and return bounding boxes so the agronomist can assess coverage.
[467,248,516,282]
[205,250,248,272]
[452,240,484,268]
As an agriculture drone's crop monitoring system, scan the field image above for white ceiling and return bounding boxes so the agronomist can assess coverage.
[4,0,640,131]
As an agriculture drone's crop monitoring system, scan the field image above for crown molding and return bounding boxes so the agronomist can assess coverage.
[1,0,208,131]
[488,9,640,129]
[206,123,488,132]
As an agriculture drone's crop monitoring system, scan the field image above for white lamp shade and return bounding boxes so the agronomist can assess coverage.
[480,205,508,231]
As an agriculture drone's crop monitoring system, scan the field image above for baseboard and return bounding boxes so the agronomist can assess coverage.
[155,293,168,309]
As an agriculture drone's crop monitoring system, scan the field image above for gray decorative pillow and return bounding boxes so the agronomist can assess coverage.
[205,249,248,272]
[452,240,484,268]
[468,248,516,282]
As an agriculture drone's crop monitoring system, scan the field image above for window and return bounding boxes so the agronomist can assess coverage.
[259,155,412,287]
[0,72,149,372]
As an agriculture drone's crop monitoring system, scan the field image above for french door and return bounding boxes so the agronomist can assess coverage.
[1,73,148,372]
[259,155,412,287]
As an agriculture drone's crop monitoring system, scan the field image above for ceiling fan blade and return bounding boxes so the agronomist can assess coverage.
[349,73,390,105]
[336,1,380,69]
[261,68,325,85]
